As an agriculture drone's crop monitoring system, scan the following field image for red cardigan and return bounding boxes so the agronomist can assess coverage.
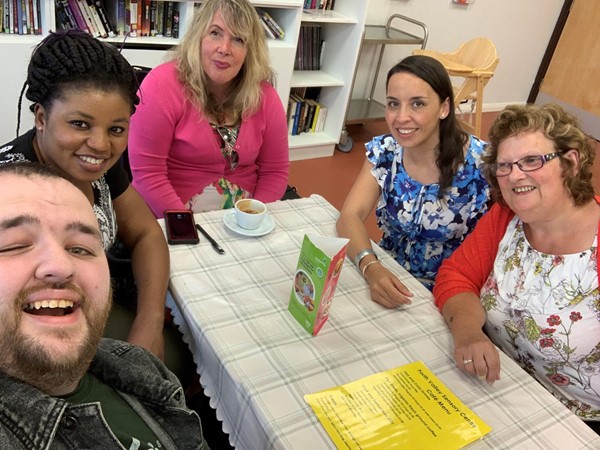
[433,197,600,311]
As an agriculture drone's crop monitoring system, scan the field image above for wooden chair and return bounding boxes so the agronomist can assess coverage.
[413,37,499,137]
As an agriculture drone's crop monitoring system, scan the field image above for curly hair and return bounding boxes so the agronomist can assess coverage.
[484,103,595,206]
[386,55,470,197]
[17,29,139,135]
[174,0,275,124]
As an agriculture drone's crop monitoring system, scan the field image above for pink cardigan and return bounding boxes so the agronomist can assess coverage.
[128,61,290,218]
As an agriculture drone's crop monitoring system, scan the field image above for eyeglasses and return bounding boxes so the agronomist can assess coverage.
[488,152,562,177]
[214,125,240,171]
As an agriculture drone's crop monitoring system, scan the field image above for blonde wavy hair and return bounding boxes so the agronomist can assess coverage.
[173,0,275,124]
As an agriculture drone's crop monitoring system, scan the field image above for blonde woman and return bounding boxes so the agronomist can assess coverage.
[129,0,289,217]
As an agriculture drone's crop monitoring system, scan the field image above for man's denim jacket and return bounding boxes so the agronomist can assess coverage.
[0,338,206,449]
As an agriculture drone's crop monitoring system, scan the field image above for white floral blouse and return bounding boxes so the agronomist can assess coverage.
[481,216,600,420]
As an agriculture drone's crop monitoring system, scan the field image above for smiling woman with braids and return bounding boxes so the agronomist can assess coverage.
[0,30,171,363]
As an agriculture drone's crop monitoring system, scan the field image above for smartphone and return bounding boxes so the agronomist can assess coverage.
[164,210,200,245]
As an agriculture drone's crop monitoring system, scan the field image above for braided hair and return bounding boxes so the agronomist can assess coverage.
[17,29,139,136]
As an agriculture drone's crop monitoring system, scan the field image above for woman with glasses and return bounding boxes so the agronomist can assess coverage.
[434,104,600,430]
[336,55,490,308]
[127,0,289,217]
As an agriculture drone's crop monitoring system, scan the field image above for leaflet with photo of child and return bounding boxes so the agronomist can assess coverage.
[288,234,349,336]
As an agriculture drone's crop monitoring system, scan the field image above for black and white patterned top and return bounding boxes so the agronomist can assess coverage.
[0,128,129,250]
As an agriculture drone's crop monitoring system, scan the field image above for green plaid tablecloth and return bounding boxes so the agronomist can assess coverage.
[164,195,600,449]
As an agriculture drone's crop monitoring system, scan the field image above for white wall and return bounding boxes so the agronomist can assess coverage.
[354,0,564,111]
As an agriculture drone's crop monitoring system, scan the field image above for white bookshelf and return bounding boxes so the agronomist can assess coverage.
[0,0,369,160]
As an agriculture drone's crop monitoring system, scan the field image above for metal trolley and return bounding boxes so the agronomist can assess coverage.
[338,14,429,152]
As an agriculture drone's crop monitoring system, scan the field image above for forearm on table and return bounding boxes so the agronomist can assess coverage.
[442,294,487,337]
[336,212,380,277]
[130,233,170,325]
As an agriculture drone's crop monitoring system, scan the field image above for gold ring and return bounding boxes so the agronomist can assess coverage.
[463,359,473,364]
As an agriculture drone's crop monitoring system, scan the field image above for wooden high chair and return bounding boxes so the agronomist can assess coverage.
[413,37,499,137]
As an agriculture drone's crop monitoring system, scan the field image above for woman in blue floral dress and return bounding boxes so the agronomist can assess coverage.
[337,55,490,308]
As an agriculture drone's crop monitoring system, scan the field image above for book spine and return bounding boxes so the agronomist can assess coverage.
[54,0,66,29]
[171,2,179,38]
[154,0,163,36]
[66,0,87,32]
[149,0,156,36]
[264,15,280,39]
[30,0,38,34]
[136,0,142,35]
[16,0,22,33]
[77,0,100,36]
[36,0,41,33]
[311,103,320,133]
[259,17,275,40]
[163,1,172,37]
[86,0,107,38]
[304,100,316,133]
[262,10,284,38]
[9,0,15,34]
[292,100,301,136]
[25,0,31,34]
[115,0,125,35]
[316,105,327,132]
[94,0,115,37]
[54,0,72,30]
[315,26,321,70]
[140,0,149,36]
[106,0,122,34]
[287,99,295,135]
[129,0,138,37]
[3,0,9,33]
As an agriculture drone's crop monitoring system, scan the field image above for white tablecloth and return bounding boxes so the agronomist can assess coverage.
[164,195,600,449]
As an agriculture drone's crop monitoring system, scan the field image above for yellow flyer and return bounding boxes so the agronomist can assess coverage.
[305,361,491,449]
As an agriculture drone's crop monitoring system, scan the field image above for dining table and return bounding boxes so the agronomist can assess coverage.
[163,194,600,449]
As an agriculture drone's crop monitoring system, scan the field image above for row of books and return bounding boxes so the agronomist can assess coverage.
[303,0,336,9]
[55,1,115,38]
[287,88,327,136]
[117,0,180,38]
[256,8,284,40]
[55,1,181,39]
[294,24,323,71]
[1,0,43,35]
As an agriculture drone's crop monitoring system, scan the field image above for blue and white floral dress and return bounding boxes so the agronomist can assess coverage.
[367,133,490,289]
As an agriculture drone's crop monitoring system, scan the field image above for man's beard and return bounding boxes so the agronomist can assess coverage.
[0,282,112,395]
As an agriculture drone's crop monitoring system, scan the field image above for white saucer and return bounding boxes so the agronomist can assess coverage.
[223,210,275,237]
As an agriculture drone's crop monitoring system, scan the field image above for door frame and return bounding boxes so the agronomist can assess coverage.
[527,0,574,103]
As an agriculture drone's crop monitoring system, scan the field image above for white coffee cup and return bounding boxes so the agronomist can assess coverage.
[235,199,267,230]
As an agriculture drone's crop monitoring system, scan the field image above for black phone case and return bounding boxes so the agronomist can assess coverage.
[164,210,200,245]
